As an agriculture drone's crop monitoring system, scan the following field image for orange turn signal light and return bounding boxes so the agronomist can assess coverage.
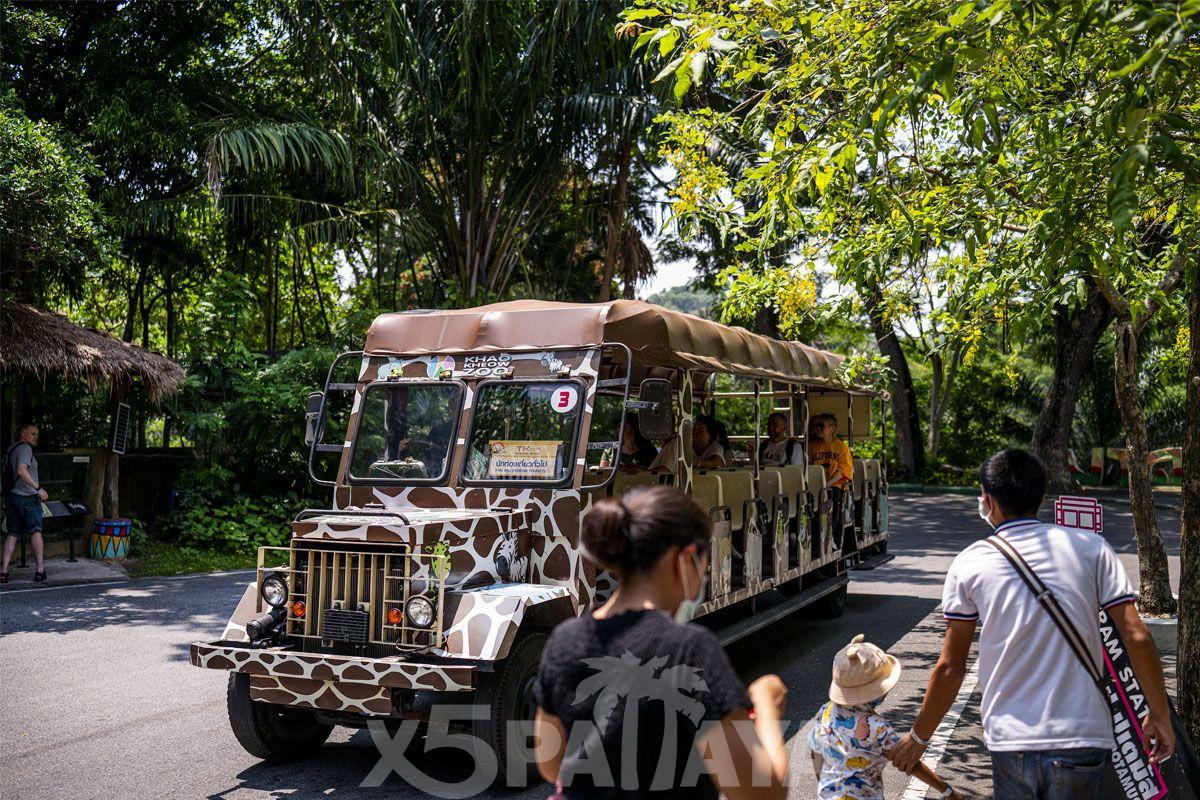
[387,607,403,625]
[291,600,306,618]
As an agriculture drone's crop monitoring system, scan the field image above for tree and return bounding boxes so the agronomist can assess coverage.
[211,0,658,305]
[0,98,106,302]
[1029,287,1114,491]
[1180,265,1200,743]
[626,0,1193,613]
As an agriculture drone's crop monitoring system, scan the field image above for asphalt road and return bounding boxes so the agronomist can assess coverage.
[0,493,1181,800]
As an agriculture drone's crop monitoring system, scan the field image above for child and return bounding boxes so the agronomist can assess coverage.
[808,634,961,800]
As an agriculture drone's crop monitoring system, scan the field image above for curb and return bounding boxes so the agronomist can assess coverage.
[0,574,130,592]
[889,484,978,495]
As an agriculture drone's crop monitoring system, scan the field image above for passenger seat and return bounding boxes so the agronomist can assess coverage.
[720,470,754,530]
[612,471,658,498]
[691,473,724,519]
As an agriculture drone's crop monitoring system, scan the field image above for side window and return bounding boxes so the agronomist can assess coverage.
[586,393,624,469]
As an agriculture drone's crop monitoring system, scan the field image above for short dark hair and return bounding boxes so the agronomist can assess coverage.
[767,411,787,425]
[980,449,1047,516]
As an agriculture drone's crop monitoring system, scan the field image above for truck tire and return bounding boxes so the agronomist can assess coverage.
[814,583,848,619]
[226,673,333,761]
[472,632,546,788]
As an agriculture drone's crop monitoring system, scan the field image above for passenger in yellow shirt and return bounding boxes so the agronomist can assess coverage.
[807,414,853,487]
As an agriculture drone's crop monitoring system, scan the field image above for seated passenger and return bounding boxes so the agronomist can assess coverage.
[807,413,852,487]
[644,433,679,473]
[619,414,659,470]
[692,414,728,469]
[758,411,806,468]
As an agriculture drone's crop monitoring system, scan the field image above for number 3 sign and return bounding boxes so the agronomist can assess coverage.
[550,386,578,413]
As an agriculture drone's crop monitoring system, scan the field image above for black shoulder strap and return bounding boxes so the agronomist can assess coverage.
[786,439,796,462]
[986,534,1108,695]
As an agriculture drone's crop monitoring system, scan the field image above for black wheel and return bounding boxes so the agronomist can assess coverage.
[226,673,333,761]
[813,583,848,619]
[472,632,546,788]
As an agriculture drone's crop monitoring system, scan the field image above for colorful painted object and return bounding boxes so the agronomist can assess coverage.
[91,518,131,559]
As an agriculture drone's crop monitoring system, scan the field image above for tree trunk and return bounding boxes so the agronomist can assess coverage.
[1178,270,1199,742]
[926,344,963,460]
[1030,289,1114,492]
[599,137,632,302]
[1112,319,1176,614]
[102,386,123,519]
[866,285,924,480]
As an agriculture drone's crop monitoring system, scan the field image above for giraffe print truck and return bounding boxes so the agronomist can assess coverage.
[188,300,891,782]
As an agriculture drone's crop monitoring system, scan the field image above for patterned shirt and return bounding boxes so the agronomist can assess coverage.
[807,701,900,800]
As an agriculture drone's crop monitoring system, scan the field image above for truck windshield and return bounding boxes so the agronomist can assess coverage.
[464,381,581,483]
[349,383,463,482]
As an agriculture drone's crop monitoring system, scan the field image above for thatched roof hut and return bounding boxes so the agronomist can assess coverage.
[0,302,185,401]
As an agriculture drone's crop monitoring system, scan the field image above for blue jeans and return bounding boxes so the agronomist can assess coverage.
[992,748,1109,800]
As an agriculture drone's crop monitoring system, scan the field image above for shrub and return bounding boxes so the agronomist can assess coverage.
[172,493,309,555]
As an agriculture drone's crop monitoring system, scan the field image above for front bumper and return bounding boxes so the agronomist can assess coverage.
[191,640,476,715]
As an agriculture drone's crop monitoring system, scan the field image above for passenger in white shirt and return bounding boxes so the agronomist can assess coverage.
[756,412,806,468]
[888,449,1174,800]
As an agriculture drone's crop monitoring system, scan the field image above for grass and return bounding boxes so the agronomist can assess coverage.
[125,540,256,578]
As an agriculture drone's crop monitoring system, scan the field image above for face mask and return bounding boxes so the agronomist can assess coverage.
[978,496,994,528]
[674,549,708,624]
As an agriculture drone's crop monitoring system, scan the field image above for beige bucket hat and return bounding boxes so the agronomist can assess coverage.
[829,634,902,706]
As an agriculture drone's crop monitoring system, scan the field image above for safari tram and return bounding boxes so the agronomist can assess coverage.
[189,299,892,775]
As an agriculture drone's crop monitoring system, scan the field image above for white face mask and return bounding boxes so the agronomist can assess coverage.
[674,549,708,624]
[978,495,994,528]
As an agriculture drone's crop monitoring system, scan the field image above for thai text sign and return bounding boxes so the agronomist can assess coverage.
[487,440,560,479]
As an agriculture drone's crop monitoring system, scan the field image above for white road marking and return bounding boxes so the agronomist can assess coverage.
[902,656,981,799]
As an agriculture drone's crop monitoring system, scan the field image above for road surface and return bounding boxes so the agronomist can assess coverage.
[0,493,1180,799]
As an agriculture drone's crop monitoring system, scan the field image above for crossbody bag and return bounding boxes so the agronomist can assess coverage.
[984,534,1109,697]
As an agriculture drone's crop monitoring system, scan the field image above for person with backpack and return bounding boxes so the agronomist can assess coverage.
[887,449,1174,800]
[757,412,805,468]
[2,424,48,583]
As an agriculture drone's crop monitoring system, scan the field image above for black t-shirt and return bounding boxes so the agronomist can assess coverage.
[534,609,751,800]
[621,440,659,469]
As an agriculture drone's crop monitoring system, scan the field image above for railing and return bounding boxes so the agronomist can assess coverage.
[257,545,447,650]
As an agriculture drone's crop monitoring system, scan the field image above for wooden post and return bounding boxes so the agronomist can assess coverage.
[103,383,126,519]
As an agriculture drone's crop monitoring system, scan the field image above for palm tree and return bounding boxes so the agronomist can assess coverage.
[573,651,709,790]
[208,0,657,306]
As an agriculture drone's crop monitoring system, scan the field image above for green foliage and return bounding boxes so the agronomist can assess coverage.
[645,285,716,318]
[172,493,301,554]
[127,540,257,578]
[0,97,107,298]
[173,345,335,499]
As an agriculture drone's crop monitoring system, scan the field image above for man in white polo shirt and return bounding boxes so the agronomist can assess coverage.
[888,449,1174,799]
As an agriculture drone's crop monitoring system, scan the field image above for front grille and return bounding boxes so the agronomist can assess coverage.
[322,608,369,643]
[256,544,445,650]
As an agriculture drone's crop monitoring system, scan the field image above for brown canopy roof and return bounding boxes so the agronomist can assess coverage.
[366,300,864,390]
[1,302,186,402]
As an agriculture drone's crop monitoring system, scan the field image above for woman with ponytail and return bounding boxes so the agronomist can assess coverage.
[533,485,788,800]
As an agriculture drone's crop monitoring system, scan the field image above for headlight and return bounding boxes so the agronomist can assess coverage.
[405,595,436,628]
[261,574,289,607]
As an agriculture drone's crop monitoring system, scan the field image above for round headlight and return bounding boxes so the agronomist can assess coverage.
[261,574,288,607]
[405,595,436,628]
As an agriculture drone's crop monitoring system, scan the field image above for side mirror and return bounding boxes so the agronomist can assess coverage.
[304,390,324,446]
[636,378,673,440]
